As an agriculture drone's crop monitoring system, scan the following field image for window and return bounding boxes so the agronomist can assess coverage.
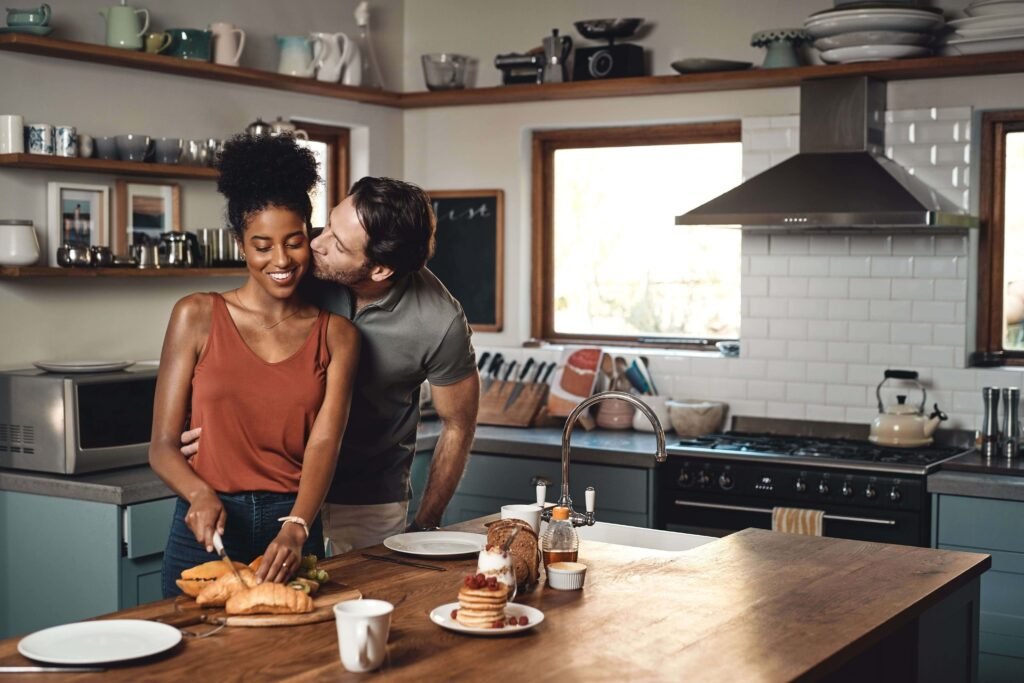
[976,111,1024,365]
[293,121,350,227]
[531,122,743,348]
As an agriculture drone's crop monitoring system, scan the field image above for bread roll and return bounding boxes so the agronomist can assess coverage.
[176,560,250,598]
[195,568,258,607]
[225,582,314,615]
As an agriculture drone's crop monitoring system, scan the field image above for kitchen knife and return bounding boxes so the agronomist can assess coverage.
[503,358,535,410]
[501,360,518,384]
[212,531,246,585]
[540,361,556,385]
[476,351,490,372]
[482,353,503,393]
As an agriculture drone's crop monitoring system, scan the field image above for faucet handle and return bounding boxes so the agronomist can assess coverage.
[536,483,547,507]
[585,486,595,515]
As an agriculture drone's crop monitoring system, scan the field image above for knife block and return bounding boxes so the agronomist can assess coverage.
[477,380,550,427]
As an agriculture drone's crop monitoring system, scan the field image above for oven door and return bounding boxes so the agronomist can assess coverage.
[661,495,928,546]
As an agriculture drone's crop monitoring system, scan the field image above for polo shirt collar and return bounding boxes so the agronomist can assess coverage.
[365,273,411,313]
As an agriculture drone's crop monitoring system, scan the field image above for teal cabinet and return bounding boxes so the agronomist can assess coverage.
[411,451,653,528]
[0,491,175,639]
[933,493,1024,682]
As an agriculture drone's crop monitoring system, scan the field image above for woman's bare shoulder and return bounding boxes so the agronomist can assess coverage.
[326,313,359,348]
[169,292,218,326]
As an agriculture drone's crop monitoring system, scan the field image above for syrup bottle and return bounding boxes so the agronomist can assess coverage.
[541,506,578,567]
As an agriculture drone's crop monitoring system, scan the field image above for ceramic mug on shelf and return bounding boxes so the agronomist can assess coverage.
[25,122,54,155]
[115,133,151,162]
[55,125,76,157]
[167,28,213,61]
[0,219,40,266]
[6,3,50,27]
[210,22,246,66]
[334,599,393,673]
[144,31,172,54]
[100,2,149,50]
[78,133,94,158]
[276,34,325,78]
[94,136,117,160]
[153,137,182,164]
[0,114,24,154]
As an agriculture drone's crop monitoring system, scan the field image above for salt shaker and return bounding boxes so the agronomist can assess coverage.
[1001,387,1021,459]
[981,387,1001,458]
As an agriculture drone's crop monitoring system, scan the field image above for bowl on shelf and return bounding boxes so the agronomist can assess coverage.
[667,399,727,437]
[115,134,151,162]
[421,53,471,90]
[573,18,644,41]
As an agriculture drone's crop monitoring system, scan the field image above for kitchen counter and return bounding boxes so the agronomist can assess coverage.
[0,424,663,505]
[0,520,989,681]
[930,451,1024,502]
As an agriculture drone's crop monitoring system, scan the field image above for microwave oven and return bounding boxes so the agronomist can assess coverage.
[0,366,158,474]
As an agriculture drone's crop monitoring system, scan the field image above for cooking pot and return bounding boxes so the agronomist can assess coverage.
[869,369,947,447]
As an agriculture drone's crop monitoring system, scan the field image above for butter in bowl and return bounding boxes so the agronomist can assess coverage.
[546,562,587,590]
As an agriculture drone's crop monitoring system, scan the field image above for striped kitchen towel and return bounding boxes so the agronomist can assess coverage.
[771,506,825,536]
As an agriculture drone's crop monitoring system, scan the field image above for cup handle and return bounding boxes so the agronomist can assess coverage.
[157,32,172,54]
[232,29,246,64]
[40,3,51,25]
[357,621,370,669]
[307,37,326,74]
[135,8,150,37]
[293,129,309,141]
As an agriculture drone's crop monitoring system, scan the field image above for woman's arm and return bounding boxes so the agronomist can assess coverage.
[257,313,360,583]
[148,294,224,553]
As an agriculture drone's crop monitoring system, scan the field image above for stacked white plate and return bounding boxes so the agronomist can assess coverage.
[804,4,945,63]
[942,0,1024,55]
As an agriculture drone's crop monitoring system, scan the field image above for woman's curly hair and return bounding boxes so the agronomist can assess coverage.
[215,134,320,240]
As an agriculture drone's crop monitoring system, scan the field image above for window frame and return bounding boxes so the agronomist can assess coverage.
[975,111,1024,366]
[530,121,743,349]
[293,120,351,214]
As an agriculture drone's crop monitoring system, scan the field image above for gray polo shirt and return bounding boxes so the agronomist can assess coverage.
[306,268,476,504]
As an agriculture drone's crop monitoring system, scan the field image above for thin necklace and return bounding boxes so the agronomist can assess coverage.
[233,289,303,330]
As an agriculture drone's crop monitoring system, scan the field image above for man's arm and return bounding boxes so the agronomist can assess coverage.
[411,371,479,529]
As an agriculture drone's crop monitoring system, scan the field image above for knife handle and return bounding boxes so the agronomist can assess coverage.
[477,351,491,371]
[212,531,225,556]
[540,362,556,384]
[502,360,517,382]
[518,358,534,381]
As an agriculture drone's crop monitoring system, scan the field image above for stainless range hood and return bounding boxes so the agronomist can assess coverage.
[676,77,977,230]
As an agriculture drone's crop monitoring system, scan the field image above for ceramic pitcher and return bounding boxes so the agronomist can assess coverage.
[276,35,324,78]
[210,22,245,66]
[99,2,149,51]
[311,32,353,83]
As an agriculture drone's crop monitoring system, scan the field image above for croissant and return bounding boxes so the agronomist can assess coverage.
[225,581,315,615]
[195,568,258,607]
[176,560,250,598]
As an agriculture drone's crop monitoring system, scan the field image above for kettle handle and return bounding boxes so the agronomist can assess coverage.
[876,369,926,413]
[561,35,573,59]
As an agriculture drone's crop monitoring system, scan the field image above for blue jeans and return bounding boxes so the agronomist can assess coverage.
[161,492,324,598]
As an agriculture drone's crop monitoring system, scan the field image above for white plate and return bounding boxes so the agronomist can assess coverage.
[33,360,135,373]
[18,620,182,665]
[820,44,931,63]
[804,9,945,38]
[814,29,933,50]
[949,23,1024,39]
[382,531,486,557]
[942,34,1024,54]
[948,13,1024,32]
[430,602,544,636]
[965,0,1024,17]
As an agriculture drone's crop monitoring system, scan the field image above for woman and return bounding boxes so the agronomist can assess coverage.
[150,134,359,597]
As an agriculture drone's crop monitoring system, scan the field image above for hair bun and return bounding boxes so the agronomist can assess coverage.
[216,134,319,203]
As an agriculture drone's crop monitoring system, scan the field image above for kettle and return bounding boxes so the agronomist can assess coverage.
[541,28,572,83]
[99,0,149,50]
[869,369,947,447]
[245,117,273,137]
[270,116,309,140]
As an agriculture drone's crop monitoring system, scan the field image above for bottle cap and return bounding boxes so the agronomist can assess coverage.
[552,506,570,520]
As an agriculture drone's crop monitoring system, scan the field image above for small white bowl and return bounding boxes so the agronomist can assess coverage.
[546,562,587,590]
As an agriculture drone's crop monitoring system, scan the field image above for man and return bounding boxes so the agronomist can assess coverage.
[184,176,479,553]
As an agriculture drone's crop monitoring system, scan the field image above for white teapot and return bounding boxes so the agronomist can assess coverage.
[269,116,308,141]
[312,31,354,83]
[869,370,947,447]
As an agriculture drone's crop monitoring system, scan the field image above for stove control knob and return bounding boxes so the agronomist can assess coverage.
[890,487,902,503]
[795,479,807,493]
[718,473,734,490]
[864,485,877,500]
[696,472,712,488]
[841,482,854,498]
[678,470,693,487]
[818,481,830,495]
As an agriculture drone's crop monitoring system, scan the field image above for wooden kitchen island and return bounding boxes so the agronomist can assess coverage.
[0,521,990,681]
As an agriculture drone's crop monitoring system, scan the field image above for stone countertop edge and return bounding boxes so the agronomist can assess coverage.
[928,470,1024,502]
[0,424,664,505]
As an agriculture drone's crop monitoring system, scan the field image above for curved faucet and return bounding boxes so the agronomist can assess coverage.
[543,391,667,527]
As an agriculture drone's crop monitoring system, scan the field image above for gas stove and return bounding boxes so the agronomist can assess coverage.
[655,419,975,547]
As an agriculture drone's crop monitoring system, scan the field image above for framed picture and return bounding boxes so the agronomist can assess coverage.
[46,182,110,267]
[114,180,182,256]
[426,190,504,332]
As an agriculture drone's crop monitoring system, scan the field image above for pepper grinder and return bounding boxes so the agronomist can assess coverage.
[1001,387,1021,459]
[981,386,1001,459]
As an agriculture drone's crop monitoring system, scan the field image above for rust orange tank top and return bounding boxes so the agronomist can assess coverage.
[188,293,330,493]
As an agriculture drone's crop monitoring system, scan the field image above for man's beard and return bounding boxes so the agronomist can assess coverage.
[313,255,373,286]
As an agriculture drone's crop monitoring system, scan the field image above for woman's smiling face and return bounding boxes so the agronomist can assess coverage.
[241,206,310,298]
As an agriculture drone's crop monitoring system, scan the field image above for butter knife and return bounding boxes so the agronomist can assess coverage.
[212,531,246,584]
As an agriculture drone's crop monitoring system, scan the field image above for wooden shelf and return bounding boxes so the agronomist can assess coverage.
[0,266,247,278]
[3,34,1024,110]
[0,153,218,179]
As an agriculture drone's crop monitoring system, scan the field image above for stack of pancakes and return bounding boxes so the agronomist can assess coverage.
[456,583,508,628]
[487,519,540,588]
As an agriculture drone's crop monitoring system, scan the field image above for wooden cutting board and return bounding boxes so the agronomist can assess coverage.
[214,580,362,627]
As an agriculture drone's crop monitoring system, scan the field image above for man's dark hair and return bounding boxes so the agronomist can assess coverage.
[349,176,436,280]
[215,134,320,240]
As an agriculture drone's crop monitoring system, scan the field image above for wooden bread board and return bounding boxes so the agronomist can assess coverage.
[208,581,362,627]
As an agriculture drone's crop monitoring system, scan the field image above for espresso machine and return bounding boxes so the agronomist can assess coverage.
[541,28,572,83]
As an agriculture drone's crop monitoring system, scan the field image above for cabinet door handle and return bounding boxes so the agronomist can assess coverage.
[673,500,896,526]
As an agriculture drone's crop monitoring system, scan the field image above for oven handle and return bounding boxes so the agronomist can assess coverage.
[673,500,897,526]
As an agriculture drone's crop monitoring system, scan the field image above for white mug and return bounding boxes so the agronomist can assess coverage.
[334,599,393,673]
[632,395,672,433]
[25,122,54,155]
[501,504,542,535]
[0,114,24,154]
[55,125,77,157]
[210,22,245,66]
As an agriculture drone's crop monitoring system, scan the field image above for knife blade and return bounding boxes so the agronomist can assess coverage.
[540,361,556,385]
[503,358,535,410]
[482,353,503,393]
[501,360,518,386]
[212,531,246,585]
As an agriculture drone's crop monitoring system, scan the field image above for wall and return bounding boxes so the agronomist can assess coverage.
[401,0,1024,432]
[0,0,405,368]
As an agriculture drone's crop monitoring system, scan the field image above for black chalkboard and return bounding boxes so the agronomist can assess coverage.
[427,190,504,332]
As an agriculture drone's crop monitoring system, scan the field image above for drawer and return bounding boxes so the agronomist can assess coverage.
[936,495,1024,553]
[124,497,176,559]
[979,652,1024,683]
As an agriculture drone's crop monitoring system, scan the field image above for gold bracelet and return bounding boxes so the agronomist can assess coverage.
[277,515,309,539]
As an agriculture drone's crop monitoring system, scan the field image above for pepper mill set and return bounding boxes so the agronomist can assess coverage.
[981,386,1021,459]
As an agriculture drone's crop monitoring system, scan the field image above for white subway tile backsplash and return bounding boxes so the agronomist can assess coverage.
[748,297,790,317]
[807,321,849,341]
[806,362,847,383]
[765,402,805,419]
[697,378,748,401]
[745,339,788,359]
[869,343,911,365]
[886,108,937,123]
[871,257,915,278]
[728,358,766,377]
[808,277,849,298]
[827,342,868,364]
[750,256,790,276]
[899,278,934,300]
[845,407,880,423]
[912,301,956,324]
[748,380,786,400]
[889,323,930,346]
[932,368,978,391]
[830,257,872,277]
[911,345,956,368]
[769,319,808,340]
[828,299,870,320]
[892,235,935,256]
[845,364,887,386]
[870,300,913,321]
[745,127,795,151]
[742,317,769,338]
[847,321,890,343]
[849,278,891,299]
[690,356,724,377]
[932,280,965,301]
[769,234,809,255]
[764,360,807,381]
[769,277,809,298]
[787,340,828,361]
[742,233,770,255]
[934,143,971,165]
[886,144,932,167]
[809,235,850,256]
[744,276,769,297]
[743,152,772,178]
[805,405,847,422]
[850,235,892,256]
[786,382,826,403]
[788,256,830,277]
[932,324,966,347]
[789,298,829,320]
[935,235,968,256]
[827,384,869,407]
